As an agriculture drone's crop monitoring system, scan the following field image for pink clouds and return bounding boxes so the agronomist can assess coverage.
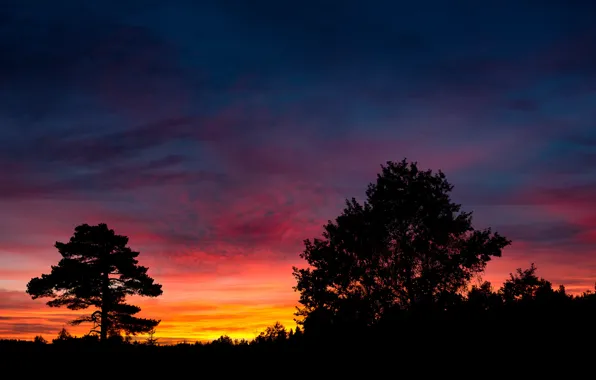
[472,177,596,293]
[484,243,596,295]
[1,105,594,341]
[2,150,595,342]
[505,181,596,225]
[211,128,515,191]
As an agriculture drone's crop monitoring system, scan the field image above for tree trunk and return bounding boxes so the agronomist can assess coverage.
[100,271,109,342]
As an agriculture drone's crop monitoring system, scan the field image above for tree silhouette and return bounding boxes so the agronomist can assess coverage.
[293,159,511,328]
[145,329,159,346]
[53,327,73,343]
[26,223,163,342]
[212,335,234,346]
[256,322,287,343]
[501,263,554,303]
[467,281,502,312]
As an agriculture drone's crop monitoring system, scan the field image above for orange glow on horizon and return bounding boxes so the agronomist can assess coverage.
[2,248,595,343]
[0,256,302,343]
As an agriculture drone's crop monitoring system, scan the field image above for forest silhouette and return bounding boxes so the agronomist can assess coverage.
[2,159,595,360]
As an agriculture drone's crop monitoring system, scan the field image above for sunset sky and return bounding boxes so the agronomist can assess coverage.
[1,0,596,343]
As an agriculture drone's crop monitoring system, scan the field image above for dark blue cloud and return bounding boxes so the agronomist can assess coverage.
[1,0,596,291]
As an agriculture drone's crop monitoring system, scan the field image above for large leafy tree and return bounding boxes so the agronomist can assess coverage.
[293,159,511,328]
[26,223,163,341]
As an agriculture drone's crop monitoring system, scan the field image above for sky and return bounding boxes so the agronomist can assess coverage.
[1,0,596,343]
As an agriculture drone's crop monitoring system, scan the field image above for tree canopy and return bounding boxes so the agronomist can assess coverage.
[26,223,163,341]
[293,159,511,328]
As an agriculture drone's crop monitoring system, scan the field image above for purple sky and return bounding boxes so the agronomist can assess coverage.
[1,0,596,340]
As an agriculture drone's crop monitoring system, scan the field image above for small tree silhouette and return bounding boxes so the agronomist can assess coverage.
[256,322,287,343]
[145,329,159,346]
[53,327,73,343]
[26,223,163,342]
[212,335,234,346]
[501,263,553,303]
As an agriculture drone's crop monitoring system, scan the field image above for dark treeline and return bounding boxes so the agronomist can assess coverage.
[3,264,595,357]
[2,160,595,362]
